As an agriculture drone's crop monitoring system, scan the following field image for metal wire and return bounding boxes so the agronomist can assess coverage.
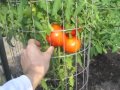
[17,27,86,32]
[75,1,78,90]
[61,1,68,89]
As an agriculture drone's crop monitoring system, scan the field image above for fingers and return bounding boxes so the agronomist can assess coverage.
[28,39,40,47]
[46,46,54,56]
[27,39,54,56]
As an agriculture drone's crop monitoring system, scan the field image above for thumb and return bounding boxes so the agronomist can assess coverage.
[46,46,54,56]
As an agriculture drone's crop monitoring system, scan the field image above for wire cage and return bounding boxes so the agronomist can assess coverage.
[1,0,111,90]
[0,0,91,90]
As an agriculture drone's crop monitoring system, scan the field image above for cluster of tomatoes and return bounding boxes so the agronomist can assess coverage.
[46,23,82,53]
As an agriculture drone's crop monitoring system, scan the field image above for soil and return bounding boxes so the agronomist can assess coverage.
[88,51,120,90]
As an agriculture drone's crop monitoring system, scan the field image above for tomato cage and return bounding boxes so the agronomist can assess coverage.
[0,0,92,90]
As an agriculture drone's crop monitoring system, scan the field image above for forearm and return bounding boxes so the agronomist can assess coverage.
[26,71,43,90]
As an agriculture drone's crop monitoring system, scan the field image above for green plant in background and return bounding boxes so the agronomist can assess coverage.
[0,0,120,89]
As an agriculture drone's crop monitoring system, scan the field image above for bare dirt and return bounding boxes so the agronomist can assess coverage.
[88,51,120,90]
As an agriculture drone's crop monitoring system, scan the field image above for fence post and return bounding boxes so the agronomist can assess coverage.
[0,36,12,81]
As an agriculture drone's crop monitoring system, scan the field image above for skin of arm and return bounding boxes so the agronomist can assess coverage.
[20,39,54,90]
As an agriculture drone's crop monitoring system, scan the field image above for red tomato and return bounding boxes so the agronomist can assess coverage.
[46,35,51,44]
[65,33,69,37]
[46,23,67,47]
[63,37,81,53]
[51,23,62,31]
[71,28,81,36]
[46,31,67,47]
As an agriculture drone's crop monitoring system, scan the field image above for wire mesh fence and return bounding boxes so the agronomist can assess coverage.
[0,0,120,90]
[0,0,92,89]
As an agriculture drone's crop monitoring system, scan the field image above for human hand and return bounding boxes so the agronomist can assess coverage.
[21,39,54,89]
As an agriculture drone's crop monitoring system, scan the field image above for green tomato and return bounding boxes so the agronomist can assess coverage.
[32,6,36,15]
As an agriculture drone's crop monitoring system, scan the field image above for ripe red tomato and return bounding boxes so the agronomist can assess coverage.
[46,35,51,44]
[63,37,81,53]
[51,23,62,31]
[71,28,82,36]
[46,23,67,47]
[65,33,69,37]
[46,31,67,47]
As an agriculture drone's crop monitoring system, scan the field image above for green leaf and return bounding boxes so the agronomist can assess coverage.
[65,57,73,70]
[23,6,31,17]
[101,0,110,5]
[69,75,74,87]
[58,69,65,80]
[52,0,62,16]
[103,48,107,54]
[65,0,74,22]
[73,0,85,18]
[95,42,103,54]
[90,47,93,57]
[17,0,27,23]
[34,20,43,30]
[38,0,50,12]
[112,46,118,53]
[77,54,83,67]
[34,20,46,40]
[37,12,43,19]
[41,79,48,90]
